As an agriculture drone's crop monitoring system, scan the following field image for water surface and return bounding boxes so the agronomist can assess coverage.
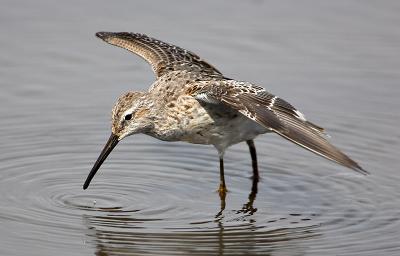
[1,1,400,255]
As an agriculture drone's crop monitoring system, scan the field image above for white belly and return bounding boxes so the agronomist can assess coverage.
[181,112,269,152]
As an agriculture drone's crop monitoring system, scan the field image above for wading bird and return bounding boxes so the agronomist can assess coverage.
[83,32,367,195]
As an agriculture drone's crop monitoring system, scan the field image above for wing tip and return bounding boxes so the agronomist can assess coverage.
[274,123,369,176]
[96,31,148,41]
[343,154,369,175]
[96,31,112,40]
[350,163,369,175]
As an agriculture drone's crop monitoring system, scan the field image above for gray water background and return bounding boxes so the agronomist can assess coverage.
[1,0,400,255]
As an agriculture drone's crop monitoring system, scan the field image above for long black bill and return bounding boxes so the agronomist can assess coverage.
[83,133,119,190]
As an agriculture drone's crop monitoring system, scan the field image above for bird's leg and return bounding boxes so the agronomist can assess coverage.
[215,185,226,218]
[218,157,228,196]
[237,173,259,215]
[245,173,259,214]
[246,140,260,181]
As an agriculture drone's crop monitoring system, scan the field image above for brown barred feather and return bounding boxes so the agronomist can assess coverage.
[95,32,222,78]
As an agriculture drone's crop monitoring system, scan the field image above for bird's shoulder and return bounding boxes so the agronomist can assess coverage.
[149,70,222,96]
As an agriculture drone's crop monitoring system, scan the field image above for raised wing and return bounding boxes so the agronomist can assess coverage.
[96,32,222,78]
[190,80,368,174]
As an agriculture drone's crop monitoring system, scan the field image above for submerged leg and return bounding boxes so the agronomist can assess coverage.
[246,140,259,180]
[218,156,227,196]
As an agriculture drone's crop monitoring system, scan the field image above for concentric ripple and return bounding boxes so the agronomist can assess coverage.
[2,2,400,252]
[1,105,400,256]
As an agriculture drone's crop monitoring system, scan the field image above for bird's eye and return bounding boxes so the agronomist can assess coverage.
[124,114,132,121]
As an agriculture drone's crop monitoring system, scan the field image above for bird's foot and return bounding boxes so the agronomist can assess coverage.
[217,184,228,197]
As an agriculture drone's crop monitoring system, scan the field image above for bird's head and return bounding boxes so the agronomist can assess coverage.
[111,91,154,139]
[83,91,154,189]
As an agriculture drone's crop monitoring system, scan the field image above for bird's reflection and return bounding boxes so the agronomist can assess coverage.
[83,176,318,256]
[214,175,259,255]
[216,174,259,218]
[239,174,259,215]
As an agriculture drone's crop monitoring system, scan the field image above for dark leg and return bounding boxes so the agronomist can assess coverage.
[218,157,227,196]
[246,140,259,181]
[237,173,259,215]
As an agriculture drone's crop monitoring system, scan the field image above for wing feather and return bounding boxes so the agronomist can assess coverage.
[191,80,367,174]
[96,32,222,78]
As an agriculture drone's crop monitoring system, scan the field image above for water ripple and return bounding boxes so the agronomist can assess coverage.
[0,100,400,255]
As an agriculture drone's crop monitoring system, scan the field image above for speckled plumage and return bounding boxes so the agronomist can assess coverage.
[83,32,367,191]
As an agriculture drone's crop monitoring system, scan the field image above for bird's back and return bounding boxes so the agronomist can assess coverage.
[147,73,267,149]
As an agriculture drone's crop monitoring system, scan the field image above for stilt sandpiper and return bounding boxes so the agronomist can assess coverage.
[83,32,367,195]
